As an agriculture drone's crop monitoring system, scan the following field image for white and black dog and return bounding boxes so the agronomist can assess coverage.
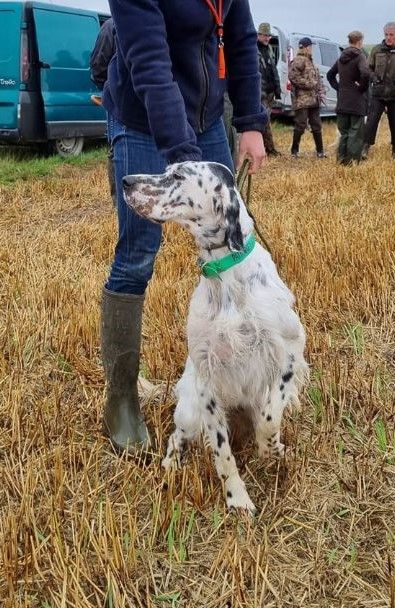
[123,161,308,513]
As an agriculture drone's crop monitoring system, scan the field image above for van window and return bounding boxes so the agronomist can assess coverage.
[0,10,20,80]
[311,44,322,65]
[319,42,339,67]
[277,28,288,63]
[33,8,98,69]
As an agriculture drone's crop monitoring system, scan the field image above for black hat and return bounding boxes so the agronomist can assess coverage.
[298,36,314,48]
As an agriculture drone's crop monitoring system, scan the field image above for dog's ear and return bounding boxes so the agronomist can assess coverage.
[213,183,244,251]
[224,188,244,251]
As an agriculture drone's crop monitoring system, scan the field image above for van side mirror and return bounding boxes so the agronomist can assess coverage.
[39,61,51,69]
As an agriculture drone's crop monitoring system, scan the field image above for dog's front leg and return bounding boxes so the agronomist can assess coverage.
[256,384,286,459]
[200,388,256,514]
[162,358,201,470]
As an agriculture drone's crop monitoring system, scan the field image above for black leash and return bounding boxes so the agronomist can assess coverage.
[236,158,272,255]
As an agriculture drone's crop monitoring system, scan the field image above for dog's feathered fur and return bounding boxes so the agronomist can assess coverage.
[123,161,308,513]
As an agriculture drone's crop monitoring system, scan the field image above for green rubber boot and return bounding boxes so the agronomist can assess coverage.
[101,287,150,452]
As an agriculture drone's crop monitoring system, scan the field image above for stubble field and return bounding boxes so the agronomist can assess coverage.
[0,120,394,607]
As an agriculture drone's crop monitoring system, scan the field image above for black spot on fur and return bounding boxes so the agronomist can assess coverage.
[266,415,272,421]
[206,403,214,415]
[188,199,194,208]
[209,163,235,188]
[224,190,243,251]
[279,383,284,391]
[198,178,203,188]
[217,432,225,449]
[282,371,294,383]
[248,271,267,287]
[227,490,232,498]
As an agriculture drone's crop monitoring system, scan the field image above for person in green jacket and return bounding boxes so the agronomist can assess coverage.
[362,22,395,160]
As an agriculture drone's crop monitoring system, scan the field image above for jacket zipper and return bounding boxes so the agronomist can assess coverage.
[198,39,210,132]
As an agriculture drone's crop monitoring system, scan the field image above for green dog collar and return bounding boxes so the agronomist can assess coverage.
[199,234,256,279]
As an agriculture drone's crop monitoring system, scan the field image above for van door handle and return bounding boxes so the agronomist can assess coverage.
[39,61,51,69]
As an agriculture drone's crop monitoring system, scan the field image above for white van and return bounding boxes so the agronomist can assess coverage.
[268,28,341,116]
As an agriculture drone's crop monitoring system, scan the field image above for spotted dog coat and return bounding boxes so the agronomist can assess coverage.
[123,162,308,513]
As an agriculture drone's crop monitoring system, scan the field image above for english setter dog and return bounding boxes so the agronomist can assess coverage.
[123,162,308,513]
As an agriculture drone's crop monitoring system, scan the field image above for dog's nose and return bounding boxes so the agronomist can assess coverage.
[122,175,136,189]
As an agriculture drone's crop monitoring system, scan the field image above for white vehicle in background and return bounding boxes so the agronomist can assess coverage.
[268,27,341,116]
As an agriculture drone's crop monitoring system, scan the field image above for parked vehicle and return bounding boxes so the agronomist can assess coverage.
[267,27,341,117]
[0,0,110,155]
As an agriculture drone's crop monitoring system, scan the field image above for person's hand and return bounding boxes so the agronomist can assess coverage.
[237,131,266,174]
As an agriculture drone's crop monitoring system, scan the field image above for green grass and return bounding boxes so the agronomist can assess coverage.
[165,502,195,562]
[0,144,107,186]
[344,322,364,356]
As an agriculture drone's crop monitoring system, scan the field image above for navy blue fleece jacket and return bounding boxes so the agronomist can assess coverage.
[102,0,267,164]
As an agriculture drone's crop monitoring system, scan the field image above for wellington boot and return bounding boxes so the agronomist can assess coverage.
[291,130,302,157]
[312,131,326,156]
[101,287,150,453]
[361,143,370,160]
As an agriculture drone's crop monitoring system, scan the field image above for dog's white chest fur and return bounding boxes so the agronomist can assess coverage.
[187,245,305,408]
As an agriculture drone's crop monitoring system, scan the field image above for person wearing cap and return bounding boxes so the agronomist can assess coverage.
[289,37,327,158]
[257,22,282,156]
[361,22,395,160]
[327,31,370,164]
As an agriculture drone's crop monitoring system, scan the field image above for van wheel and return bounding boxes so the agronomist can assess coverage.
[53,136,84,157]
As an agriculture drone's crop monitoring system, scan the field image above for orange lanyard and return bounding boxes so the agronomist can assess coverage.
[203,0,226,79]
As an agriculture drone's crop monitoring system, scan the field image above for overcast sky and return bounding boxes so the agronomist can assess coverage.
[249,0,393,45]
[20,0,393,46]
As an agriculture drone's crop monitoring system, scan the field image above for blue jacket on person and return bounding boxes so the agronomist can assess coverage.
[102,0,267,164]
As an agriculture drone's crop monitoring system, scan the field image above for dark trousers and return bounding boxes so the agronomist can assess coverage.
[223,92,238,166]
[294,106,322,135]
[364,98,395,148]
[262,92,277,153]
[337,114,365,163]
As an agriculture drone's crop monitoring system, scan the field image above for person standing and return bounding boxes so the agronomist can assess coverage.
[289,37,326,158]
[90,18,117,206]
[362,22,395,160]
[100,0,267,453]
[257,22,282,156]
[327,31,370,164]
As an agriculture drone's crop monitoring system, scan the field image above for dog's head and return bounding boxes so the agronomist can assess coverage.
[123,161,252,251]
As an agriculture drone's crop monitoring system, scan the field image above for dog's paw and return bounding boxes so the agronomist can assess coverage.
[161,449,181,471]
[258,441,285,460]
[225,481,256,515]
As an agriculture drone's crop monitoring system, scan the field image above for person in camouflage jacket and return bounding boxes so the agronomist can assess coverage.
[362,22,395,160]
[288,37,326,157]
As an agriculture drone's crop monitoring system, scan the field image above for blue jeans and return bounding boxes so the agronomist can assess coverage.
[105,116,234,295]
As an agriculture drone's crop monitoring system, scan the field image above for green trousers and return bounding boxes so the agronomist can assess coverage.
[337,114,365,164]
